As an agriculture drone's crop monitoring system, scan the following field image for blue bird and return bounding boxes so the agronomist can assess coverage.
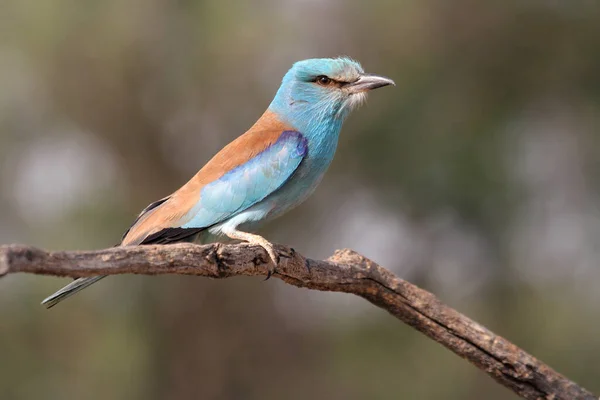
[42,57,394,308]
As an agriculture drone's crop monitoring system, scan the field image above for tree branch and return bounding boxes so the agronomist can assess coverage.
[0,243,596,400]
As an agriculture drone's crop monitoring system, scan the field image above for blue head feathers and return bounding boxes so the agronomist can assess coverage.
[269,57,394,138]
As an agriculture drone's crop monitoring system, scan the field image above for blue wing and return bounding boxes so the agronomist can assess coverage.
[181,130,307,229]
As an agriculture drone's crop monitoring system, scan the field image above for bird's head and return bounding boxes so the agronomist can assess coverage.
[269,57,394,135]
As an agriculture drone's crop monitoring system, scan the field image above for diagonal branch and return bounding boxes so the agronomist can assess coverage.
[0,243,596,400]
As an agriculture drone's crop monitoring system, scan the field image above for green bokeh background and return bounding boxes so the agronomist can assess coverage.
[1,1,600,399]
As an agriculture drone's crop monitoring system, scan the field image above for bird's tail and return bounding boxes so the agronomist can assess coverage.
[41,276,106,309]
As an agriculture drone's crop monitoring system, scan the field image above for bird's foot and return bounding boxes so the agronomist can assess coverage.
[251,241,298,280]
[259,241,279,280]
[221,227,303,279]
[264,247,301,279]
[222,228,280,279]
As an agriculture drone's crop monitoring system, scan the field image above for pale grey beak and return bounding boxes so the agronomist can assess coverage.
[347,74,395,93]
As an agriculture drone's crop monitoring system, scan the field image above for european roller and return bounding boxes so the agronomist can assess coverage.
[42,57,394,308]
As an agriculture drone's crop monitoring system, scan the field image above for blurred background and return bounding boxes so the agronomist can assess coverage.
[1,1,600,399]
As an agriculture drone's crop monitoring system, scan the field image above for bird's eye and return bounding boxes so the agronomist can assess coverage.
[316,76,332,86]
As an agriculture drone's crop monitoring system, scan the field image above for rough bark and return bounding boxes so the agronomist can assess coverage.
[0,243,596,400]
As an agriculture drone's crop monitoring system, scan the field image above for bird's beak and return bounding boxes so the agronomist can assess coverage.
[346,74,395,93]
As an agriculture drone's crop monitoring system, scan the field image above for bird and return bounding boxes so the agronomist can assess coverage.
[41,57,394,308]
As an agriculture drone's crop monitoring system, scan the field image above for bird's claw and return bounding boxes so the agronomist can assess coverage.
[252,242,304,281]
[265,269,273,281]
[262,247,310,280]
[263,244,279,281]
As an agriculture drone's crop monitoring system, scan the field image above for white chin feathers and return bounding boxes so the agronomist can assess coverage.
[339,92,367,117]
